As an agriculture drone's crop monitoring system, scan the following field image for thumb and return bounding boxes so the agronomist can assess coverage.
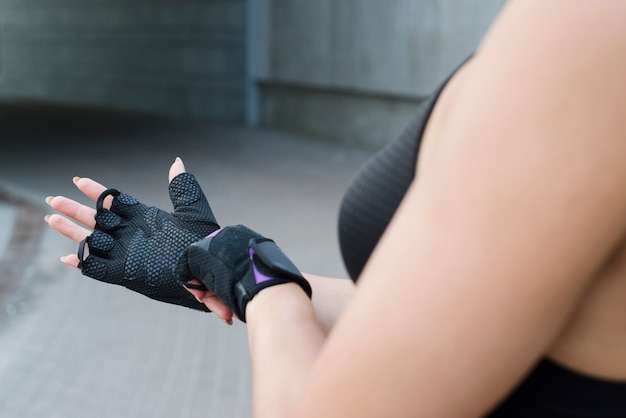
[168,157,186,183]
[168,160,219,232]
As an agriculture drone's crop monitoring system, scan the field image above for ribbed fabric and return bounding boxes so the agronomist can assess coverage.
[338,54,474,281]
[337,80,447,281]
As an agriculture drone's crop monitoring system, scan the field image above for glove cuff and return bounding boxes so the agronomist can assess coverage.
[235,238,312,322]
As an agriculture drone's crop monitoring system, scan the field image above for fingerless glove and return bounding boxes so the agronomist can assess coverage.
[78,173,219,311]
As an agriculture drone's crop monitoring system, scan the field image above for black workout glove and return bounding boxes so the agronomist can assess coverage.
[176,225,312,322]
[78,172,219,311]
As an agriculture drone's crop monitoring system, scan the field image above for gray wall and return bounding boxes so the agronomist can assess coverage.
[0,0,246,121]
[255,0,507,148]
[0,0,509,145]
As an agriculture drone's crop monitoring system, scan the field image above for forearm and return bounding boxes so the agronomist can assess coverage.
[304,273,355,334]
[246,283,325,418]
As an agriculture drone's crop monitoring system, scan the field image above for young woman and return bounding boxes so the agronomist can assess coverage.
[47,1,626,416]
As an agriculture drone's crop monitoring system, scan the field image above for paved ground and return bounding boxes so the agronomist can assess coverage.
[0,102,372,418]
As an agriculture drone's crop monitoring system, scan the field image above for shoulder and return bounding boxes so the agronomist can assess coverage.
[427,0,626,205]
[475,1,626,95]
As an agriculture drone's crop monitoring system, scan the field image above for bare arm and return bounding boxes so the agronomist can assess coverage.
[241,1,626,416]
[303,273,354,334]
[246,285,325,417]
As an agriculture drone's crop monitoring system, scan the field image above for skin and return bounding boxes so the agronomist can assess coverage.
[47,1,626,416]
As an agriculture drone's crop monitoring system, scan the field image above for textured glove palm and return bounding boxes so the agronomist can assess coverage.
[78,173,219,311]
[176,225,312,322]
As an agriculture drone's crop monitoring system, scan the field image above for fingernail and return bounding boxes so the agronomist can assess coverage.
[175,157,182,164]
[60,256,66,262]
[72,176,81,185]
[44,214,51,223]
[225,318,233,326]
[45,196,54,205]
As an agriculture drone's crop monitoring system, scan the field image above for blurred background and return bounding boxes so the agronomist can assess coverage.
[0,0,506,146]
[0,1,505,417]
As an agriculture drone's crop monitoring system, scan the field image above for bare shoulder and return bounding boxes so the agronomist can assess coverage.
[474,0,626,122]
[423,0,626,181]
[426,0,626,211]
[474,0,626,114]
[480,0,626,59]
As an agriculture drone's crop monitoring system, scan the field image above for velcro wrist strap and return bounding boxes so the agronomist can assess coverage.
[235,238,312,321]
[250,239,305,285]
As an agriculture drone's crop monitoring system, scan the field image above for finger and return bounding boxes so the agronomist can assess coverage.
[60,254,80,269]
[94,209,124,231]
[168,157,186,184]
[45,213,92,243]
[168,172,218,228]
[74,177,112,208]
[86,230,115,256]
[184,285,234,325]
[202,295,234,325]
[80,255,116,282]
[46,195,97,229]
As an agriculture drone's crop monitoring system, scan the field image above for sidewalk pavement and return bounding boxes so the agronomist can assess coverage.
[0,102,372,418]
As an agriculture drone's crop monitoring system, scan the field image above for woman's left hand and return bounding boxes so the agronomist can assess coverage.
[45,158,235,324]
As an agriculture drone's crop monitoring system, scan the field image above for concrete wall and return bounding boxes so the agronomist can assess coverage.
[255,0,507,148]
[0,0,246,121]
[0,0,509,144]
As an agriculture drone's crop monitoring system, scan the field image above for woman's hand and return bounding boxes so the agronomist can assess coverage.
[176,225,312,322]
[45,158,234,324]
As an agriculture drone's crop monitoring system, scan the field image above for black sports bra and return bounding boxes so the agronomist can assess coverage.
[337,70,446,280]
[337,59,626,417]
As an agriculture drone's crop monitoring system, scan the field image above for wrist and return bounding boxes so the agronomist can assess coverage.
[246,282,313,324]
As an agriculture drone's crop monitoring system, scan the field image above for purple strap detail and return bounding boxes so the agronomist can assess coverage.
[206,228,222,238]
[249,248,273,284]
